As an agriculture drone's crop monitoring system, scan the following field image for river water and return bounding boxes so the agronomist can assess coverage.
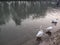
[0,2,60,45]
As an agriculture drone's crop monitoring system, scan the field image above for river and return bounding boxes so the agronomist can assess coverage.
[0,1,60,45]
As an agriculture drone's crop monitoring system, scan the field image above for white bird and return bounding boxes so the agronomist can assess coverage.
[46,26,53,30]
[52,19,58,24]
[36,26,44,37]
[46,26,53,32]
[46,26,53,36]
[36,30,44,37]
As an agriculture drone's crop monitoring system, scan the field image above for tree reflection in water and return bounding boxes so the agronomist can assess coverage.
[0,1,57,25]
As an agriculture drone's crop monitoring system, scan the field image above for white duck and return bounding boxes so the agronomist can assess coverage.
[36,26,44,40]
[46,26,53,36]
[46,26,53,31]
[36,30,44,37]
[52,19,58,25]
[36,26,44,37]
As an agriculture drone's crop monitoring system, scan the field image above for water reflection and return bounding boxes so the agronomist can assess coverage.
[0,1,52,25]
[0,28,1,32]
[0,1,59,25]
[0,1,60,45]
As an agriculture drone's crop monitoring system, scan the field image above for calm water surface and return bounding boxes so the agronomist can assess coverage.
[0,2,60,45]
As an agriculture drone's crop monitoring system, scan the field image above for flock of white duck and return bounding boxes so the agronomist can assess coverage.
[36,18,58,41]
